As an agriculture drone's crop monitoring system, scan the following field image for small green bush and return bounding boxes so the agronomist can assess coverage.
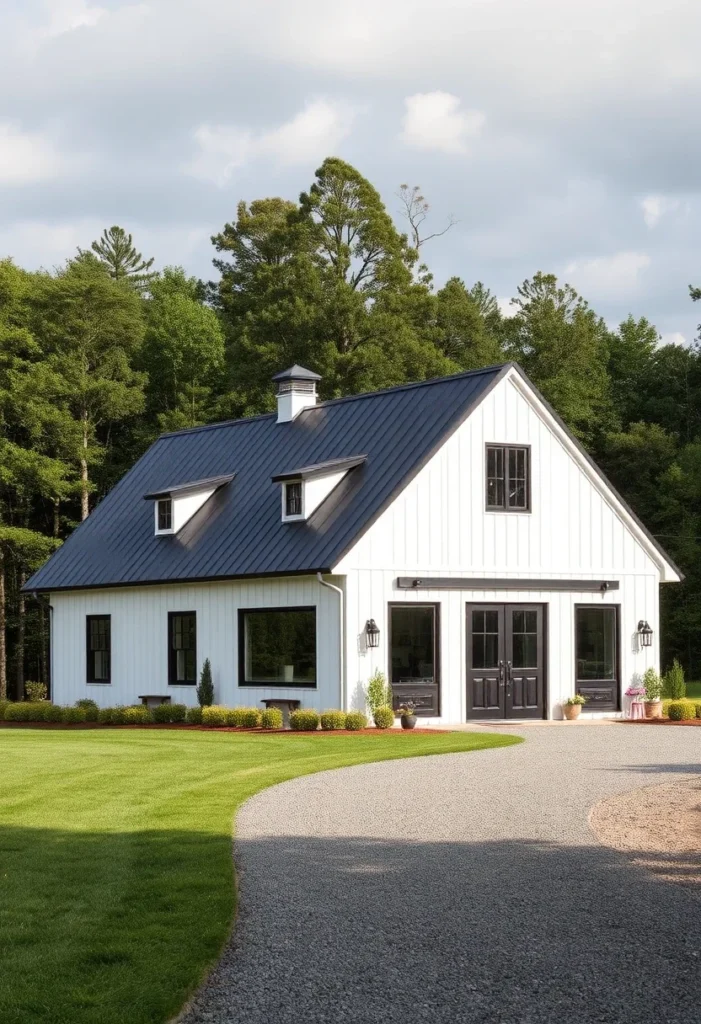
[196,658,214,707]
[320,710,347,731]
[0,699,10,720]
[667,700,694,721]
[185,705,203,725]
[110,706,129,725]
[289,709,320,732]
[122,705,153,725]
[663,659,686,700]
[152,703,171,723]
[61,706,87,724]
[344,711,368,731]
[76,698,100,721]
[98,706,114,724]
[6,702,48,722]
[642,667,663,702]
[225,707,245,726]
[260,707,283,730]
[25,681,48,702]
[202,705,228,727]
[366,669,392,714]
[152,702,187,724]
[373,705,395,729]
[239,708,261,728]
[44,703,64,723]
[170,703,187,723]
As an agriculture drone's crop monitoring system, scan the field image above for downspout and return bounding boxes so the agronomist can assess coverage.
[316,573,345,710]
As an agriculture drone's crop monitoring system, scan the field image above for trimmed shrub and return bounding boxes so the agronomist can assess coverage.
[0,699,10,720]
[696,703,701,720]
[25,681,48,702]
[44,703,64,723]
[373,705,395,729]
[289,709,320,732]
[153,703,172,723]
[122,705,153,725]
[663,659,686,700]
[260,707,283,730]
[667,700,694,721]
[197,658,214,707]
[345,711,368,731]
[110,706,129,725]
[77,698,100,722]
[98,706,114,724]
[202,705,228,727]
[5,702,47,722]
[320,710,347,731]
[185,705,203,725]
[225,706,260,727]
[170,703,187,723]
[366,670,392,714]
[61,706,87,724]
[153,702,187,724]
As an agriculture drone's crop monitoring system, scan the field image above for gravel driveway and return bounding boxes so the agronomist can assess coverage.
[181,725,700,1024]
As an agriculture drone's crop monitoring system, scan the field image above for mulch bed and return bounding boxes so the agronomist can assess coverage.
[0,722,441,734]
[616,718,701,726]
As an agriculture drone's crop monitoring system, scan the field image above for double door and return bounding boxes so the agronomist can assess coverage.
[466,604,545,719]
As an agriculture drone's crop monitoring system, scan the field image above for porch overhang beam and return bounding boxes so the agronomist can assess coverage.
[396,577,620,592]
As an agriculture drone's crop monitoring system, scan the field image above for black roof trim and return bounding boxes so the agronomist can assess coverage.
[272,455,367,483]
[143,474,235,501]
[271,364,322,382]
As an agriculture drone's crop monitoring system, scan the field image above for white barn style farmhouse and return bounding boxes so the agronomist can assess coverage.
[25,363,681,721]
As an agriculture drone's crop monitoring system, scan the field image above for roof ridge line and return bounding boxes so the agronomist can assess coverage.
[156,363,512,440]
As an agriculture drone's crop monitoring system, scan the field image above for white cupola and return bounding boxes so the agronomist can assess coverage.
[272,365,322,423]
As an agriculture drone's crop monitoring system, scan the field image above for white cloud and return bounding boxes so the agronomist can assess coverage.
[42,0,107,38]
[185,99,357,186]
[640,194,680,227]
[563,250,651,299]
[400,92,485,154]
[660,331,688,346]
[497,296,518,319]
[0,122,67,185]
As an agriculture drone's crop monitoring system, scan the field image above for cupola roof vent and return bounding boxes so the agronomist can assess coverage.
[273,365,321,423]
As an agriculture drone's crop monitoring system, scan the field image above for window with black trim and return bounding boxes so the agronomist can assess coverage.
[284,481,303,518]
[157,498,172,531]
[486,445,530,511]
[86,615,111,683]
[239,607,316,687]
[168,611,197,684]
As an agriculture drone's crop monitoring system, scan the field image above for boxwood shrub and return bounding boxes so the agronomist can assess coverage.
[373,705,395,729]
[667,700,695,721]
[122,705,153,724]
[185,705,203,725]
[97,706,114,724]
[260,707,283,730]
[289,709,320,732]
[61,706,87,724]
[239,708,262,728]
[5,702,47,722]
[344,711,368,731]
[202,705,228,727]
[76,699,100,722]
[152,703,187,724]
[320,710,347,731]
[44,703,64,723]
[0,699,10,720]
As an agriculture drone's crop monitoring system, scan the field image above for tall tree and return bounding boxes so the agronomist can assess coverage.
[434,277,504,370]
[81,226,156,290]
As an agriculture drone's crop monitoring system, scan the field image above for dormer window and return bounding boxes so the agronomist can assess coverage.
[144,474,235,537]
[285,482,303,518]
[157,498,172,532]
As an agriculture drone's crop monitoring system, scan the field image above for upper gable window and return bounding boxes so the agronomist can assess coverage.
[284,481,303,519]
[486,445,530,512]
[157,498,172,532]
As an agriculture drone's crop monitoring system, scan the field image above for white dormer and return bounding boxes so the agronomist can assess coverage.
[272,457,367,523]
[272,365,322,423]
[144,474,235,536]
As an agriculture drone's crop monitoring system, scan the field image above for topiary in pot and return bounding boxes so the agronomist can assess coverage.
[562,694,588,720]
[373,705,395,729]
[398,701,417,730]
[345,711,368,731]
[260,707,283,730]
[289,709,320,732]
[642,668,663,718]
[320,710,347,731]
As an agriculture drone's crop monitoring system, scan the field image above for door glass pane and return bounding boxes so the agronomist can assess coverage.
[391,606,435,683]
[511,609,538,668]
[472,608,500,669]
[576,608,616,680]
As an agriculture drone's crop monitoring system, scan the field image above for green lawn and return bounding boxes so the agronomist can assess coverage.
[0,727,520,1024]
[685,680,701,698]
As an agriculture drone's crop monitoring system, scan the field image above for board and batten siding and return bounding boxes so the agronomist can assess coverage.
[336,372,667,719]
[50,575,342,709]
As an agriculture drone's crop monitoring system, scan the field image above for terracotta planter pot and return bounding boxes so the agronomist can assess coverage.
[563,704,582,721]
[645,700,663,720]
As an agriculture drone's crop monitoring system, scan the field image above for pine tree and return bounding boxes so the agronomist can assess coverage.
[82,226,156,290]
[197,658,214,707]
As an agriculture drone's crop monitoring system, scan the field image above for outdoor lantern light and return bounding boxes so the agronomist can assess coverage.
[365,619,380,648]
[637,620,653,648]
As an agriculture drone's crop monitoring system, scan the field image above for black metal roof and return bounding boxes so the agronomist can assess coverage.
[143,474,235,501]
[25,364,508,593]
[271,455,367,483]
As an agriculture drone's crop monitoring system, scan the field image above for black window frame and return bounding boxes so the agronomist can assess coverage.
[284,481,303,519]
[168,611,197,685]
[485,444,531,512]
[574,603,620,712]
[238,606,317,689]
[157,498,173,532]
[86,614,111,684]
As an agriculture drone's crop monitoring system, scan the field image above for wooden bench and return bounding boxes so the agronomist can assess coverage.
[260,698,301,726]
[138,694,172,707]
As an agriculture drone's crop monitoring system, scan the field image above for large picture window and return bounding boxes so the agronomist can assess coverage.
[239,607,317,687]
[86,615,111,683]
[168,611,197,684]
[575,605,619,711]
[486,445,530,511]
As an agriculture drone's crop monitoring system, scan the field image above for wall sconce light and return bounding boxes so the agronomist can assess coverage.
[637,620,653,648]
[365,619,380,648]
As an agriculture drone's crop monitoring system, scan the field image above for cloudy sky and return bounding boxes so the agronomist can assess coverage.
[1,0,699,343]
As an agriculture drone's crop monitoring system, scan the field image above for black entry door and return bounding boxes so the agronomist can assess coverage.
[389,604,440,716]
[466,604,545,719]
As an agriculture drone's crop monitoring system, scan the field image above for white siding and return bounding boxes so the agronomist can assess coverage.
[337,372,667,719]
[51,575,342,710]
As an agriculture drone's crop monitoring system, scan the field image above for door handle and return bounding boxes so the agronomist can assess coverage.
[505,661,512,687]
[498,660,505,685]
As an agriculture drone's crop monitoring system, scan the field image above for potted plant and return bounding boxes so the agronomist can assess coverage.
[398,701,417,730]
[642,667,663,719]
[562,694,588,720]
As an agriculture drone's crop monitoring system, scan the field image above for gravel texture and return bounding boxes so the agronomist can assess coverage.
[180,725,701,1024]
[591,777,701,886]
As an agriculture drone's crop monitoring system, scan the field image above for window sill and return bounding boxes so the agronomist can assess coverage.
[86,681,111,685]
[168,681,196,687]
[239,683,318,690]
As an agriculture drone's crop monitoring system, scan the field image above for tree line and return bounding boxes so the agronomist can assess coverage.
[1,156,699,697]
